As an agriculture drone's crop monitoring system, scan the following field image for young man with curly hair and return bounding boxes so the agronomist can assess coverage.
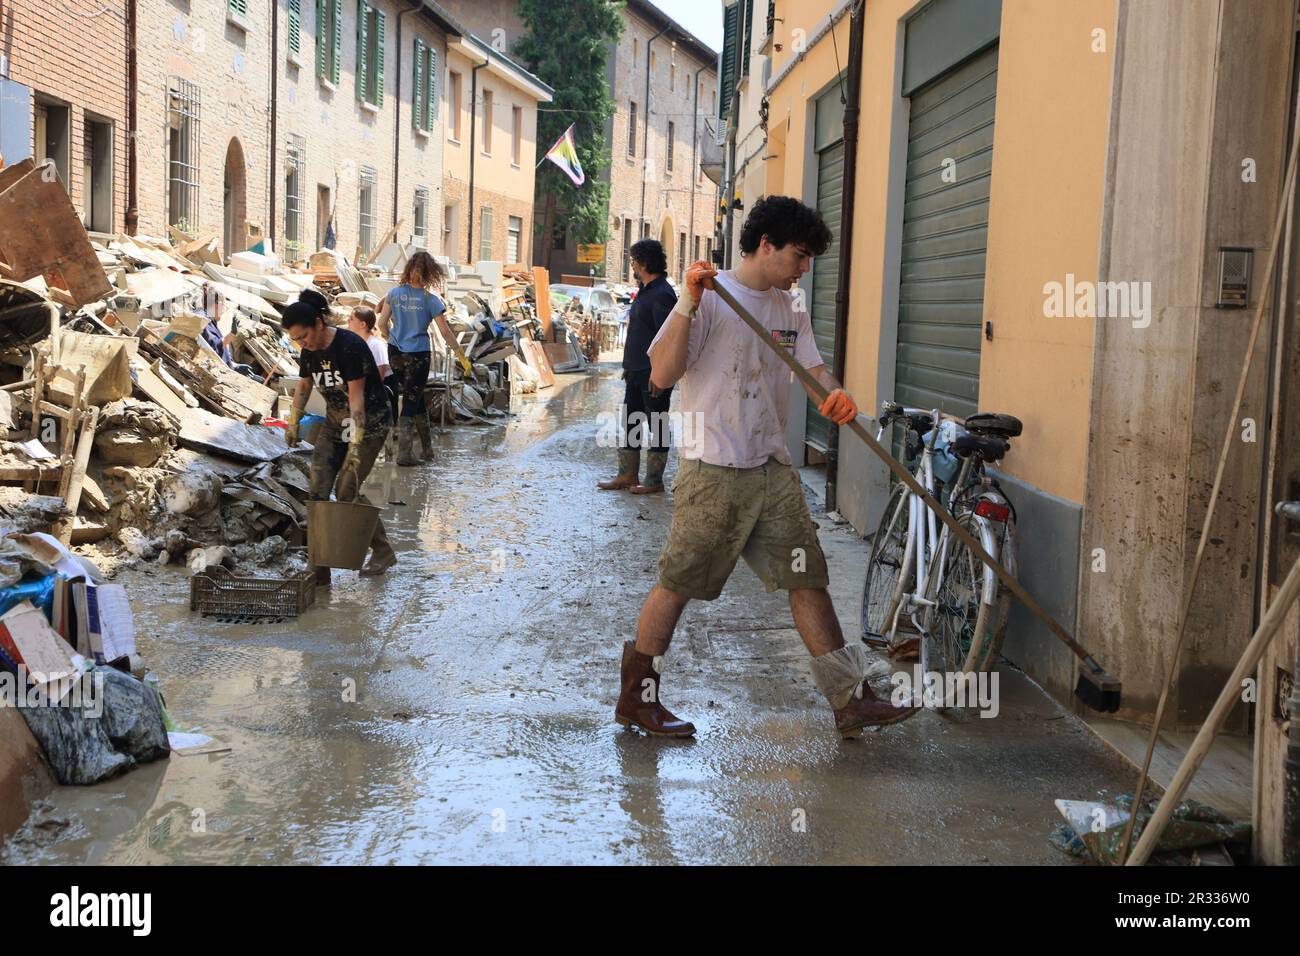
[613,196,916,739]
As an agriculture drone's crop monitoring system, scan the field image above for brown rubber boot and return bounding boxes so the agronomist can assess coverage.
[413,414,435,462]
[833,680,918,737]
[630,451,667,494]
[597,448,640,491]
[614,642,695,737]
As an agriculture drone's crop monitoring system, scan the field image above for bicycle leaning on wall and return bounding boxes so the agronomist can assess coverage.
[860,401,1024,679]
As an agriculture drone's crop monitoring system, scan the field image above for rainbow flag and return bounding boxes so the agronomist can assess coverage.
[544,124,586,186]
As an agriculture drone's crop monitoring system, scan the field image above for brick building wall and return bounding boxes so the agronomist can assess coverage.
[272,0,448,261]
[443,43,543,269]
[135,0,272,250]
[0,0,129,233]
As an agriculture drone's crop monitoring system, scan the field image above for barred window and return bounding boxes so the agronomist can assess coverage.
[166,78,200,233]
[358,165,377,254]
[284,134,305,256]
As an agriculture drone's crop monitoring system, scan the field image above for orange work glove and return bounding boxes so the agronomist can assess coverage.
[681,260,718,312]
[818,388,858,426]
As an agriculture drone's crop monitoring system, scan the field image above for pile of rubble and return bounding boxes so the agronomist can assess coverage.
[0,156,584,579]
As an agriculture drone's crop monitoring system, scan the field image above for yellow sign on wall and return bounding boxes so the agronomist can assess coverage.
[576,243,605,264]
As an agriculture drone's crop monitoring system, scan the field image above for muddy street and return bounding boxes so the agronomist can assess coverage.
[3,366,1135,865]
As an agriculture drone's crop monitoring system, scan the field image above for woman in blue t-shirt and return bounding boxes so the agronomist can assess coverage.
[377,251,447,466]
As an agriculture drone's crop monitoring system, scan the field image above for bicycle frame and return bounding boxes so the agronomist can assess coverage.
[875,410,983,669]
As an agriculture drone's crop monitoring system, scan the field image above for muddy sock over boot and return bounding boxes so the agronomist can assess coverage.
[809,643,871,710]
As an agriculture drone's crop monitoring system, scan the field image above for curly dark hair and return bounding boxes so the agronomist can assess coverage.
[400,250,447,290]
[629,238,667,276]
[738,195,832,257]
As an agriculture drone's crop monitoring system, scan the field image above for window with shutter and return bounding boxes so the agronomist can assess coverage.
[428,48,438,123]
[742,0,752,77]
[719,2,739,121]
[479,207,493,262]
[374,10,385,107]
[331,0,342,85]
[228,0,248,19]
[413,38,425,130]
[316,0,327,79]
[356,3,369,101]
[288,0,301,57]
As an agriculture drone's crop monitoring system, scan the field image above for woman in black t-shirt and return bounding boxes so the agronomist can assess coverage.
[282,290,396,583]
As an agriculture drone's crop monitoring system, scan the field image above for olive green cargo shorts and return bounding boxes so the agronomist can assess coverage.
[657,456,830,601]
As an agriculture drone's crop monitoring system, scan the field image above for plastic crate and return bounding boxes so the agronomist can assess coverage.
[189,566,316,619]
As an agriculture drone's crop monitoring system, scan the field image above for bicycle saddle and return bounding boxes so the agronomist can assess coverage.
[963,412,1023,437]
[952,432,1010,462]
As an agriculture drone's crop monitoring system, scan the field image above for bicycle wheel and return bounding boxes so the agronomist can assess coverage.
[967,516,1017,671]
[928,511,998,675]
[861,481,911,644]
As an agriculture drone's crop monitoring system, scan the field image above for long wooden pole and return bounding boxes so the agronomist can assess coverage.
[1126,547,1300,865]
[710,282,1118,695]
[1116,113,1300,864]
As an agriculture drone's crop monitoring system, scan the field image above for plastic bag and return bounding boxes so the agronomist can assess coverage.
[99,668,170,764]
[19,674,134,785]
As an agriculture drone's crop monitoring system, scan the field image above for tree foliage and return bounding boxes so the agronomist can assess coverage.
[515,0,623,246]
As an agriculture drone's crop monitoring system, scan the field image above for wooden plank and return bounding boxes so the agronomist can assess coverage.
[361,220,403,268]
[129,357,187,422]
[51,406,98,546]
[178,406,290,463]
[0,165,113,307]
[533,267,552,340]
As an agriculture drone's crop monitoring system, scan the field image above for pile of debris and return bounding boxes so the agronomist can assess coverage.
[0,156,587,579]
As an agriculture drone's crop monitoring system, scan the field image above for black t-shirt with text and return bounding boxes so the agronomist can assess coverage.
[298,326,391,424]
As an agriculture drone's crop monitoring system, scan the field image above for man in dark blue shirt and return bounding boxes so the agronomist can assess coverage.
[597,239,677,494]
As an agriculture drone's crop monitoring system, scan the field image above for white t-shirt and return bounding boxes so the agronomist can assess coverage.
[365,335,390,373]
[647,271,825,469]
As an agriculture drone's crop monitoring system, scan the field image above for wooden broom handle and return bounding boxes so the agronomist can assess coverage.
[709,281,1105,676]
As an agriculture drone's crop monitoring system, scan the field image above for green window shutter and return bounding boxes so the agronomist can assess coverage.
[428,47,438,123]
[331,0,343,85]
[229,0,248,17]
[356,2,369,101]
[413,38,425,130]
[315,0,327,79]
[742,0,752,77]
[288,0,301,56]
[719,2,739,121]
[374,9,386,107]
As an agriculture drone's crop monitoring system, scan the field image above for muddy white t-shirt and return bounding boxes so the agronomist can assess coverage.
[647,271,825,469]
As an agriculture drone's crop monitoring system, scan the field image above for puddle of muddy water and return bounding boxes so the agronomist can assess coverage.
[3,366,1136,866]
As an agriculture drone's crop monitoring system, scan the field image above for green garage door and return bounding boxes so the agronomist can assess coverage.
[894,43,999,419]
[806,114,845,452]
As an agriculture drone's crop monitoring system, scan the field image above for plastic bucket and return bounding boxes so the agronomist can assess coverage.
[307,500,380,570]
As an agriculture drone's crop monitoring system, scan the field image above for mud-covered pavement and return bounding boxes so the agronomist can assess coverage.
[3,365,1135,865]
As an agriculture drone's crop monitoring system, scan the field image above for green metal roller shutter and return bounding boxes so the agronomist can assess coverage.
[894,43,999,420]
[805,138,844,452]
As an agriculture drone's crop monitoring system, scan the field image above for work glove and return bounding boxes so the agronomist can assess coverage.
[818,388,858,426]
[678,260,718,315]
[285,406,303,447]
[335,424,366,501]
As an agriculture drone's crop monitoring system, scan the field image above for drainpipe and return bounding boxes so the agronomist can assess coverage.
[689,63,705,271]
[393,3,419,225]
[125,0,139,234]
[824,0,864,516]
[466,60,487,261]
[269,0,278,251]
[638,25,670,244]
